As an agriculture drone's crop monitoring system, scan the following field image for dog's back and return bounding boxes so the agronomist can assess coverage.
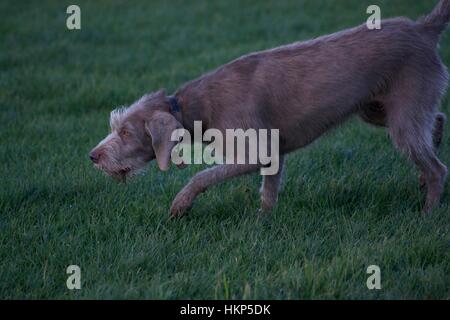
[179,2,449,133]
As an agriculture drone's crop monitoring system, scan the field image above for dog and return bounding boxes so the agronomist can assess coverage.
[90,1,449,217]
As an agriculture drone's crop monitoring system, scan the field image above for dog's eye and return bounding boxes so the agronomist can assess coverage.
[120,129,130,138]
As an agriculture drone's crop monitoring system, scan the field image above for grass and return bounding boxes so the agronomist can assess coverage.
[0,0,449,299]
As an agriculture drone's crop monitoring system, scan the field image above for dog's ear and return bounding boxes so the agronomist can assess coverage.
[145,111,182,171]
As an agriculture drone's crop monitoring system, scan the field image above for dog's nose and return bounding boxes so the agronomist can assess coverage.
[89,151,100,164]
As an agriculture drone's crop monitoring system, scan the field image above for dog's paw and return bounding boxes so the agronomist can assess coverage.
[169,190,195,219]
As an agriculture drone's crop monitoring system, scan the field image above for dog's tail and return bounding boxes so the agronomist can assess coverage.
[419,0,450,36]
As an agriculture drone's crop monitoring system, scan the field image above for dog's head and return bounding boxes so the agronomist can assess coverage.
[89,90,183,182]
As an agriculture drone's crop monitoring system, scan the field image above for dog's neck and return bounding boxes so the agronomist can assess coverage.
[171,87,210,135]
[168,96,183,123]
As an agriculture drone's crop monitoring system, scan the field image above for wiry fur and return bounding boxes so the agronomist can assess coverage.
[91,1,450,216]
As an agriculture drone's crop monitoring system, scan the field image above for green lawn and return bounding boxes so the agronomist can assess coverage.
[0,0,449,299]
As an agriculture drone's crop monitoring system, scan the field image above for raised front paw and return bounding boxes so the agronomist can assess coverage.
[169,190,195,219]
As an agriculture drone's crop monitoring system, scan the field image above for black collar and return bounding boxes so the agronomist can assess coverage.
[169,96,181,113]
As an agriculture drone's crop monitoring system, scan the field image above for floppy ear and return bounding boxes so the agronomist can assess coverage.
[145,111,183,171]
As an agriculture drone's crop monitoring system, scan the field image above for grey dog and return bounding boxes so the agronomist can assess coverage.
[90,1,449,217]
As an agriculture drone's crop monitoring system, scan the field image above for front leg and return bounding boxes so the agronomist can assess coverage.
[260,155,286,213]
[170,164,261,218]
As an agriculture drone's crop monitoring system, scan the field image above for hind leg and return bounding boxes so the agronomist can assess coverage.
[390,120,447,213]
[386,95,447,213]
[360,102,447,195]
